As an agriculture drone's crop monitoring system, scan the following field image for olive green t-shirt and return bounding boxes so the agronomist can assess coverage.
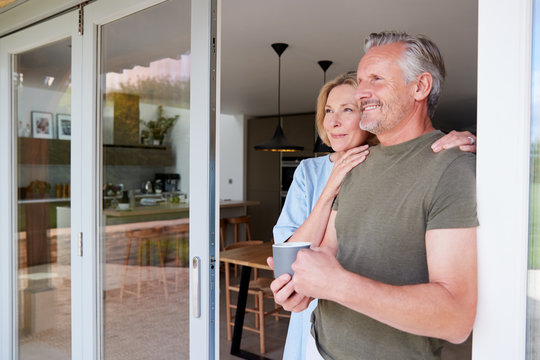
[312,131,478,360]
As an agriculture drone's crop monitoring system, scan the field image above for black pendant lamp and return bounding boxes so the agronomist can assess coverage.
[254,43,304,152]
[313,60,334,154]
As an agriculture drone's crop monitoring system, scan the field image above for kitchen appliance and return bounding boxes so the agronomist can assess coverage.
[155,173,180,192]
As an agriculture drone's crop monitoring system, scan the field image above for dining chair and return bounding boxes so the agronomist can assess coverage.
[223,240,288,354]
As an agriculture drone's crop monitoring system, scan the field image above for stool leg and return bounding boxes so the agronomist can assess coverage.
[156,239,169,300]
[258,291,266,354]
[246,223,252,241]
[137,240,144,304]
[145,239,151,281]
[120,237,133,302]
[175,235,180,292]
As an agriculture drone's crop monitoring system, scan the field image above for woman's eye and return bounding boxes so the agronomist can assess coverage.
[344,108,353,112]
[325,108,332,114]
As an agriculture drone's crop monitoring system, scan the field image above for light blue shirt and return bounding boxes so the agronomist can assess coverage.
[273,155,334,360]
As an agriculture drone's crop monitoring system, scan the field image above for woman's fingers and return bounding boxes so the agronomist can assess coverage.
[431,130,476,153]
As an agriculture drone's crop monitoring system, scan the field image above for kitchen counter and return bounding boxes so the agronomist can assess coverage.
[103,200,260,225]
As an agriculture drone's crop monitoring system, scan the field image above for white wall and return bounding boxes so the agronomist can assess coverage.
[219,114,244,200]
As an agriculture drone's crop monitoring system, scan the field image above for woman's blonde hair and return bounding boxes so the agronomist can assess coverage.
[315,72,377,146]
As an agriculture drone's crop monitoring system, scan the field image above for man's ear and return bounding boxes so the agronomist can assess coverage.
[414,72,433,101]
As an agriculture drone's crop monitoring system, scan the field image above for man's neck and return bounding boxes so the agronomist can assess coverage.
[376,108,435,146]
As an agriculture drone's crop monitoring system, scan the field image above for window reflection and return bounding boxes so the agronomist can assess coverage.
[15,38,72,360]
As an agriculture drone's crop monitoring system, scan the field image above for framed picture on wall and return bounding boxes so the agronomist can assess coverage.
[56,114,71,140]
[31,111,54,139]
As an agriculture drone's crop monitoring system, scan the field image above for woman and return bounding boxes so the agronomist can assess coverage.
[272,72,477,360]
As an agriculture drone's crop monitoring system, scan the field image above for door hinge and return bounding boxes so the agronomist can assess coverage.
[78,232,83,257]
[78,2,88,35]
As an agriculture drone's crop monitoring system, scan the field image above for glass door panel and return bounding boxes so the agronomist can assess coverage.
[527,1,540,358]
[97,1,191,358]
[14,38,72,359]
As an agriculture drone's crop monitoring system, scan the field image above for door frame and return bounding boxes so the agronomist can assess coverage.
[0,10,81,360]
[474,0,533,358]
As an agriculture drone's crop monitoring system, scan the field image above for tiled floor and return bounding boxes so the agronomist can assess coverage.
[17,262,287,360]
[16,255,474,360]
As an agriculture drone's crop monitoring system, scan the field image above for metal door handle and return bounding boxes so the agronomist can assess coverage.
[192,256,201,318]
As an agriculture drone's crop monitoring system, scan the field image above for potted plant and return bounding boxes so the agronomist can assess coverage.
[140,105,179,145]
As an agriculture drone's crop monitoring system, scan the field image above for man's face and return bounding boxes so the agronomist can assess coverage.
[354,43,417,135]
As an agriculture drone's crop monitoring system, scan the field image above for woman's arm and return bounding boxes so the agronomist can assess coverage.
[287,145,369,246]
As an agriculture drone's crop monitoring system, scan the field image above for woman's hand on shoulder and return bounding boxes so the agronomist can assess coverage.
[431,130,476,154]
[326,145,370,197]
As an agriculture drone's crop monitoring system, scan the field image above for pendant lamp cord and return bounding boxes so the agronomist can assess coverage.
[278,53,281,120]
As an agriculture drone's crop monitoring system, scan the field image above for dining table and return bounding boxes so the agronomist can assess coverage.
[219,242,274,360]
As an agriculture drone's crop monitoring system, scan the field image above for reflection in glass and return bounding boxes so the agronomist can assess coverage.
[528,1,540,358]
[15,38,72,359]
[99,1,190,359]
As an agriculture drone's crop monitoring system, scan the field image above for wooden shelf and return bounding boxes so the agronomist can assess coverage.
[17,138,174,166]
[104,144,174,166]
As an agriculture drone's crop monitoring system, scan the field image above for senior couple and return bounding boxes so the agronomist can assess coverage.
[270,31,478,360]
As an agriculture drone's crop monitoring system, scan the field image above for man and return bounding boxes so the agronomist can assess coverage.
[271,31,478,359]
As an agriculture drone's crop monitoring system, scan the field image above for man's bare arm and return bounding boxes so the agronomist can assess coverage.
[292,227,477,343]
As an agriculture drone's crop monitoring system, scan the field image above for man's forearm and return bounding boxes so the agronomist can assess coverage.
[328,269,476,344]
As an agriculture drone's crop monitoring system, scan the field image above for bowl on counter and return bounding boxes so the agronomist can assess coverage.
[117,203,130,210]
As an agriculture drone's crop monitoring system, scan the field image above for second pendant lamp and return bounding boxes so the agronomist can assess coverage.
[313,60,334,154]
[254,43,304,152]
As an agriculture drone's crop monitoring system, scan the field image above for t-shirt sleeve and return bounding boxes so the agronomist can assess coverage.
[427,153,479,230]
[273,161,310,243]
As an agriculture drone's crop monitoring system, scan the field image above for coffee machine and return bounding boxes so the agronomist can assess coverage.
[155,173,180,193]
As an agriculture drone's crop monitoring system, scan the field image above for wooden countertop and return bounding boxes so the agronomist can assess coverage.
[103,199,260,217]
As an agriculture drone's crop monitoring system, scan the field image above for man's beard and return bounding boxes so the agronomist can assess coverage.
[360,99,408,135]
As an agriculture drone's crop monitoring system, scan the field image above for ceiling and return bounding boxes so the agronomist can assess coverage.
[5,0,479,131]
[221,0,478,130]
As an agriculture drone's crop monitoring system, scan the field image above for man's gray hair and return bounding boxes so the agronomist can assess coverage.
[364,31,446,119]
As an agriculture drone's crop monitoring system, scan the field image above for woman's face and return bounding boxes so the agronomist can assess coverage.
[323,84,370,152]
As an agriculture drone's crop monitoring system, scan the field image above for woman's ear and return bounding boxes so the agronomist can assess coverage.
[414,72,433,101]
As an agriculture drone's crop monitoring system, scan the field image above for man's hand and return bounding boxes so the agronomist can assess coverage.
[291,246,343,300]
[267,256,312,312]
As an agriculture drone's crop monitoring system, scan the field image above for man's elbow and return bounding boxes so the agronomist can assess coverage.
[444,308,476,344]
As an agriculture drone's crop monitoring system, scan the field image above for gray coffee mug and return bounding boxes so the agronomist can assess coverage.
[272,242,311,278]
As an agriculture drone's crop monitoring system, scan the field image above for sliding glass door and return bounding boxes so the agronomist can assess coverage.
[0,0,218,359]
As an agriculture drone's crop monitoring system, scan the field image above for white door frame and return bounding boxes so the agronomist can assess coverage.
[474,0,532,358]
[0,10,80,360]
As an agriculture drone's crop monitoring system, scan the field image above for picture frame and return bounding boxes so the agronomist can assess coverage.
[56,113,71,140]
[31,111,54,139]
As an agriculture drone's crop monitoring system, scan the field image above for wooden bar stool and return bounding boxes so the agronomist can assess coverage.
[120,227,168,303]
[219,218,227,251]
[226,216,252,244]
[225,216,252,276]
[163,223,189,291]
